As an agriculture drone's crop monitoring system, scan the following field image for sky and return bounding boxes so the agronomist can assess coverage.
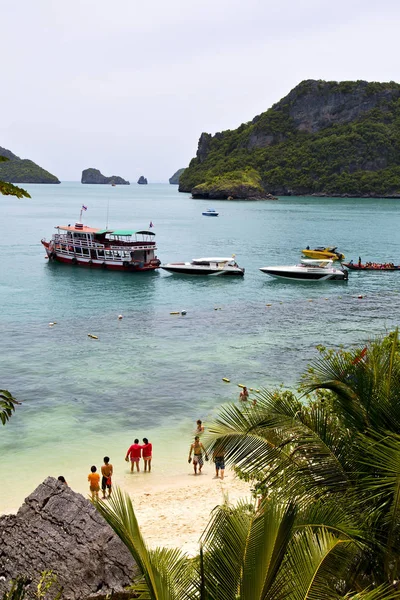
[2,0,400,182]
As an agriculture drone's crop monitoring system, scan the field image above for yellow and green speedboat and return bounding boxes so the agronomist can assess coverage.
[302,246,345,261]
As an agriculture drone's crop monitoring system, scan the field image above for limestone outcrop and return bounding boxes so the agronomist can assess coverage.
[0,478,137,599]
[0,146,60,184]
[179,79,400,198]
[137,176,148,184]
[81,169,129,185]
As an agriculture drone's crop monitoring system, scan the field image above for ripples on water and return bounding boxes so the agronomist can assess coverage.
[1,184,399,510]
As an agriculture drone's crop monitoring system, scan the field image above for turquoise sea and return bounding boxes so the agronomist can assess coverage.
[1,182,400,511]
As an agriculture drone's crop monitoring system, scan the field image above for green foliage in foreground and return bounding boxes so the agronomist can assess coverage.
[205,329,400,594]
[0,389,20,425]
[0,156,31,198]
[180,82,400,196]
[97,488,398,599]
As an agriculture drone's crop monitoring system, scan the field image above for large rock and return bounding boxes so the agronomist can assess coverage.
[0,146,60,184]
[0,478,137,599]
[179,79,400,198]
[81,169,129,185]
[137,176,148,184]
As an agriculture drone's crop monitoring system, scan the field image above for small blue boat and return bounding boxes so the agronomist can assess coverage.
[202,208,219,217]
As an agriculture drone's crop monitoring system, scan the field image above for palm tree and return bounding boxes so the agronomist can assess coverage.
[203,330,400,590]
[95,488,398,599]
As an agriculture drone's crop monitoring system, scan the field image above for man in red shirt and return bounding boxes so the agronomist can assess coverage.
[141,437,153,472]
[125,439,142,472]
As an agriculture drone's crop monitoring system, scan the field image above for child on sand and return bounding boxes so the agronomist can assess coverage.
[101,456,113,498]
[125,439,142,472]
[88,465,100,500]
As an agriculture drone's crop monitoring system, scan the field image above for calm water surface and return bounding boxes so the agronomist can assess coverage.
[1,183,400,510]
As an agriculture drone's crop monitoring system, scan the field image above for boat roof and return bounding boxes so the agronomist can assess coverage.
[56,225,101,233]
[193,257,235,263]
[56,225,155,236]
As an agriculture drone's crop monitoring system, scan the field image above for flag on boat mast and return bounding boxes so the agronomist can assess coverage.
[149,221,154,228]
[79,204,88,222]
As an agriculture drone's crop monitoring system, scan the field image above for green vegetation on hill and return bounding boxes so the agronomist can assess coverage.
[0,147,59,184]
[180,79,400,197]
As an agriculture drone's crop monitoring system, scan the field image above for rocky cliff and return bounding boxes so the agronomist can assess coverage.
[179,79,400,198]
[137,176,148,184]
[0,146,60,184]
[0,478,137,599]
[81,168,129,185]
[169,168,186,184]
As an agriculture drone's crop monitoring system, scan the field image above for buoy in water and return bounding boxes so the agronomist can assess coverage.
[88,334,98,339]
[358,295,363,299]
[249,388,254,391]
[49,322,57,326]
[170,311,180,315]
[222,378,230,383]
[255,389,260,393]
[266,304,272,306]
[237,384,245,388]
[181,310,187,315]
[118,315,123,320]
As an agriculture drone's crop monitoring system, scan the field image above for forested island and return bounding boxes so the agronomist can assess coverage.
[169,168,185,184]
[0,146,60,184]
[179,79,400,199]
[81,168,129,185]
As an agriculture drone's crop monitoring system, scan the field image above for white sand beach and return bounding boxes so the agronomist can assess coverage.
[122,468,251,555]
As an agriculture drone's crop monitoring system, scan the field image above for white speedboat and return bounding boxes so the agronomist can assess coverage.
[161,257,245,276]
[259,259,348,281]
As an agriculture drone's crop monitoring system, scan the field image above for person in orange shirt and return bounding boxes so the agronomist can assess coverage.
[88,465,100,500]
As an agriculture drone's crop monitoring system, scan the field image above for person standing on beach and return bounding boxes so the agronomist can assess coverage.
[88,465,100,500]
[213,446,225,480]
[125,439,142,472]
[141,438,153,472]
[101,456,113,498]
[188,436,208,475]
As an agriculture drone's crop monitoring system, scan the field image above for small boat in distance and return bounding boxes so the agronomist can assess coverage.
[343,261,400,271]
[161,257,244,276]
[202,209,219,217]
[41,220,161,272]
[259,259,348,281]
[302,246,345,261]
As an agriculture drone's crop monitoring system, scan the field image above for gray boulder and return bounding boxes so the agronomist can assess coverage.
[0,477,137,599]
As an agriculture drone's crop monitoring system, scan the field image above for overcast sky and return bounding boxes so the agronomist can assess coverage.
[1,0,400,182]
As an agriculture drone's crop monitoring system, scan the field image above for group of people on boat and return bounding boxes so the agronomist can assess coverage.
[349,259,397,270]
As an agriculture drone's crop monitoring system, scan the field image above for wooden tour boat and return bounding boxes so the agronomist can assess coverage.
[41,215,161,272]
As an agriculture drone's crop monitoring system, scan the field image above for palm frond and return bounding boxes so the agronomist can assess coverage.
[0,390,21,425]
[95,488,195,600]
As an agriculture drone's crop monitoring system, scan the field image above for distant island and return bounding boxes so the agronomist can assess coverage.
[137,176,148,184]
[179,79,400,199]
[81,168,129,185]
[169,168,186,184]
[0,146,60,184]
